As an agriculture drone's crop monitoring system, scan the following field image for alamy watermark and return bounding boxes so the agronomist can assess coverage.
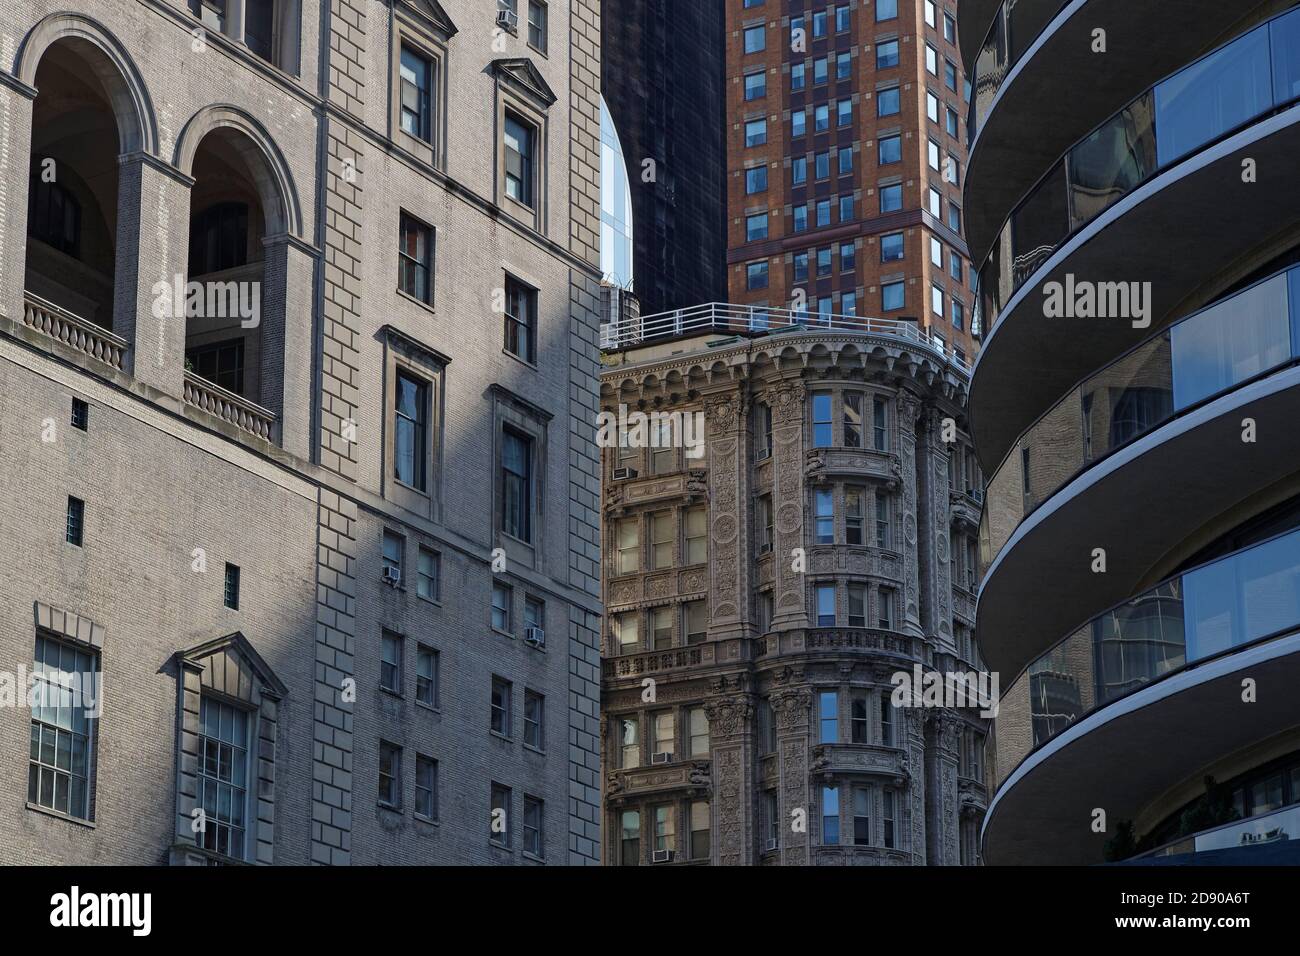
[1042,273,1151,329]
[151,273,261,328]
[891,664,999,718]
[596,404,705,460]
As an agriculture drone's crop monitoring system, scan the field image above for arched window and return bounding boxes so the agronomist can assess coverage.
[189,201,249,276]
[28,173,81,257]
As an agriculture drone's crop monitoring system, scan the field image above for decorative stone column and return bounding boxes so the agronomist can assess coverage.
[704,390,750,640]
[925,710,962,865]
[896,389,925,639]
[769,381,808,631]
[905,704,928,864]
[0,76,35,326]
[771,675,812,865]
[917,403,956,650]
[703,676,755,866]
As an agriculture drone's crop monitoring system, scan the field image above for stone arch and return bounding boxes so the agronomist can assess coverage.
[16,12,158,155]
[174,105,304,239]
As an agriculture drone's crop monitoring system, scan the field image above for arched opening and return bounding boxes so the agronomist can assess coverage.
[25,40,124,329]
[184,127,277,412]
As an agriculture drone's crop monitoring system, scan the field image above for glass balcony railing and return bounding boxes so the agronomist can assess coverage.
[968,0,1072,142]
[974,6,1300,328]
[1136,803,1300,859]
[1000,524,1300,771]
[979,264,1300,567]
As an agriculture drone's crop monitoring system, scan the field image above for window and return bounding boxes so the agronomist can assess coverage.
[880,184,902,213]
[415,755,437,820]
[814,488,834,544]
[838,148,854,175]
[195,696,251,855]
[613,612,639,653]
[524,690,544,749]
[947,106,960,137]
[29,635,97,822]
[793,250,809,283]
[881,693,894,745]
[650,511,673,569]
[836,51,851,80]
[416,645,438,707]
[654,804,676,853]
[527,0,547,53]
[64,496,84,547]
[756,403,774,459]
[815,104,829,131]
[745,119,767,147]
[879,587,896,629]
[814,57,828,85]
[851,694,869,742]
[689,801,710,859]
[842,291,857,315]
[490,676,512,736]
[792,205,808,232]
[882,281,904,311]
[876,39,899,70]
[816,198,829,226]
[619,716,641,768]
[28,173,82,257]
[947,203,962,232]
[876,0,897,22]
[503,112,536,208]
[812,392,833,447]
[951,253,964,283]
[243,0,276,62]
[744,25,765,53]
[878,135,901,165]
[873,397,888,450]
[399,45,433,143]
[881,232,904,262]
[685,506,707,565]
[822,785,841,844]
[491,582,510,630]
[883,789,897,848]
[186,339,245,395]
[684,601,707,644]
[817,246,833,278]
[757,494,774,554]
[378,740,402,808]
[952,300,965,329]
[846,489,864,545]
[791,62,805,91]
[223,562,240,609]
[764,791,780,847]
[747,261,768,290]
[945,60,958,92]
[188,202,247,276]
[621,810,641,865]
[928,139,941,171]
[853,786,872,846]
[382,531,403,585]
[651,418,675,474]
[925,0,936,27]
[380,631,402,693]
[744,70,766,100]
[746,165,768,194]
[816,585,836,627]
[616,519,640,574]
[925,43,938,75]
[875,495,892,549]
[652,710,675,759]
[70,399,88,431]
[836,4,850,32]
[491,783,511,847]
[689,707,709,756]
[503,276,537,364]
[839,195,854,221]
[944,13,957,44]
[812,9,827,37]
[837,100,852,127]
[523,794,544,857]
[524,596,544,635]
[927,91,939,123]
[394,371,429,491]
[398,213,433,304]
[840,241,856,272]
[417,547,439,601]
[932,285,944,317]
[746,212,769,241]
[877,86,900,117]
[652,606,673,650]
[815,151,831,180]
[500,427,533,541]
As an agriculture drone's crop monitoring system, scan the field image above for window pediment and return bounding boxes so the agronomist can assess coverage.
[179,630,287,701]
[397,0,459,41]
[490,57,557,109]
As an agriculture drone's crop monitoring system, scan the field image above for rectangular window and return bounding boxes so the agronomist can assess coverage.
[757,494,773,554]
[816,246,832,278]
[875,495,891,549]
[878,134,901,165]
[876,0,897,22]
[880,184,903,213]
[881,233,905,265]
[812,9,827,37]
[745,119,767,147]
[837,100,852,127]
[503,276,537,364]
[881,693,894,745]
[816,199,831,227]
[524,690,544,749]
[490,676,512,736]
[948,203,962,232]
[877,86,900,117]
[928,187,942,216]
[28,635,97,823]
[491,582,510,631]
[491,783,511,846]
[620,716,640,769]
[524,596,544,633]
[843,392,863,448]
[842,292,857,316]
[816,585,836,627]
[791,62,805,91]
[927,91,939,123]
[837,51,851,80]
[685,506,707,565]
[380,630,402,693]
[848,583,867,628]
[527,0,547,53]
[394,372,429,491]
[846,488,865,545]
[822,785,841,844]
[882,281,904,311]
[836,4,850,32]
[926,43,938,75]
[746,212,769,242]
[415,755,437,820]
[654,804,676,853]
[838,149,854,177]
[416,645,438,707]
[952,300,965,330]
[689,707,709,756]
[792,205,808,232]
[501,426,533,542]
[223,562,240,609]
[851,694,869,742]
[883,789,897,848]
[928,139,941,171]
[853,786,872,846]
[744,70,766,101]
[815,488,834,544]
[690,800,710,859]
[744,25,765,53]
[873,397,888,450]
[945,13,957,44]
[746,261,769,290]
[652,606,673,650]
[879,587,896,630]
[932,285,945,317]
[621,810,641,865]
[417,547,439,601]
[812,392,833,447]
[503,112,536,208]
[382,529,403,582]
[652,710,675,759]
[815,151,830,180]
[839,195,854,222]
[71,398,88,431]
[650,511,673,570]
[814,57,828,85]
[945,60,958,92]
[523,794,544,857]
[684,600,707,644]
[399,45,433,143]
[194,696,250,856]
[651,418,675,475]
[65,496,83,546]
[745,165,768,193]
[398,212,434,304]
[379,740,402,808]
[925,0,936,27]
[841,241,856,272]
[614,611,640,652]
[951,253,964,282]
[876,39,899,69]
[947,105,960,137]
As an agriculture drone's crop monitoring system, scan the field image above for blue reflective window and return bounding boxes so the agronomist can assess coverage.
[1271,7,1300,104]
[1183,528,1300,660]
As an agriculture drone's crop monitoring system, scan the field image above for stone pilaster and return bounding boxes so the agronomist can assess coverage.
[704,678,755,866]
[704,390,751,638]
[917,404,955,649]
[896,390,924,639]
[771,679,812,865]
[769,382,807,630]
[0,78,34,326]
[906,705,928,864]
[925,710,962,865]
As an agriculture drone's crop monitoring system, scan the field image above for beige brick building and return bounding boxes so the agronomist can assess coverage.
[0,0,602,865]
[599,317,989,865]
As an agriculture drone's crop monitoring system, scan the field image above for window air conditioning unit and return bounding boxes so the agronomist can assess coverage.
[524,626,546,648]
[651,751,674,765]
[652,849,674,863]
[612,467,638,481]
[765,838,778,851]
[382,566,401,587]
[496,8,519,32]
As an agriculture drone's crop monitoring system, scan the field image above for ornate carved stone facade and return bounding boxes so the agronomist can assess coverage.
[601,328,990,865]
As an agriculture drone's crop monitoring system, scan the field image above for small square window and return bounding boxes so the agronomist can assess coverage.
[880,184,903,213]
[223,562,240,610]
[747,261,769,290]
[70,398,88,431]
[881,232,904,262]
[65,496,84,546]
[876,39,899,70]
[745,119,767,147]
[745,165,768,194]
[744,70,766,101]
[878,135,901,165]
[882,281,905,312]
[877,86,900,117]
[744,25,765,53]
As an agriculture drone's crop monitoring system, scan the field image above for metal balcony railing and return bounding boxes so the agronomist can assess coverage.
[600,301,972,375]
